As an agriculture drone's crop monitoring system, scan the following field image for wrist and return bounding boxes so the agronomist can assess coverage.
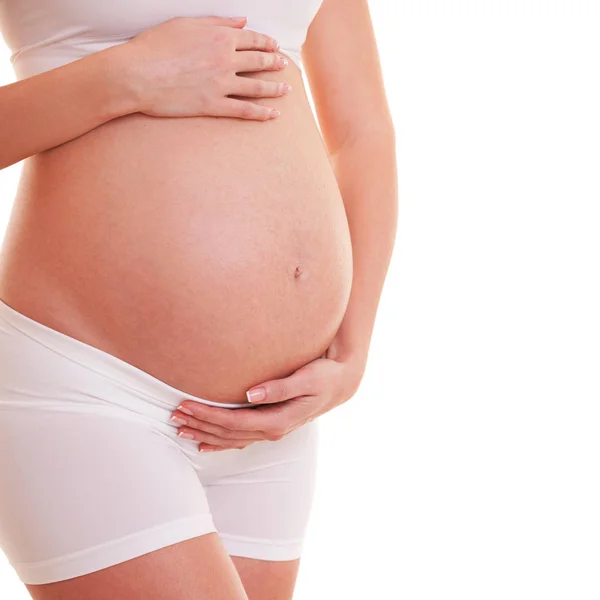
[329,341,368,402]
[90,43,142,120]
[325,333,368,374]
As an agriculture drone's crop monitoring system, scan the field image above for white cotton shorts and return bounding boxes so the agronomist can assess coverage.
[0,298,319,585]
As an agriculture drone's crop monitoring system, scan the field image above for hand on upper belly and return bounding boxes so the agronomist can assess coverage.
[168,343,366,451]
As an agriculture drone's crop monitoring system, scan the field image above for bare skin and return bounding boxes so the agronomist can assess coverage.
[1,0,397,598]
[0,14,354,406]
[231,556,301,600]
[0,15,290,170]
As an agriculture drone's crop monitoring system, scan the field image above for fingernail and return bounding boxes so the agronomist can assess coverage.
[246,387,266,403]
[170,415,187,426]
[178,431,195,440]
[178,405,194,416]
[198,444,217,453]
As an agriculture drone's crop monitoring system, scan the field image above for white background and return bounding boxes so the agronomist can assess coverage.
[1,1,599,598]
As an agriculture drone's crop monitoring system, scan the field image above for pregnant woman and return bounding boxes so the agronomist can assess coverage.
[0,0,397,598]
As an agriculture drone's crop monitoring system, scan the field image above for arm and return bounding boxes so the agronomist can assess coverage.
[0,15,294,172]
[0,46,137,171]
[151,1,396,445]
[165,1,397,446]
[302,0,398,377]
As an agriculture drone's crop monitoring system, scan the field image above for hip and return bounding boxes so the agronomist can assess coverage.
[0,299,320,582]
[0,295,320,471]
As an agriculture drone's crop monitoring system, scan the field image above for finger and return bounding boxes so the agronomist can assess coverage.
[211,97,279,121]
[178,426,264,448]
[234,28,280,52]
[197,16,248,29]
[246,368,318,405]
[178,401,281,432]
[171,411,265,439]
[198,441,257,452]
[230,76,291,99]
[233,50,287,73]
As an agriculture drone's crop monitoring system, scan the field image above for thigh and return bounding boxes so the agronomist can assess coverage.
[0,408,217,587]
[230,556,301,600]
[204,419,319,599]
[25,533,249,600]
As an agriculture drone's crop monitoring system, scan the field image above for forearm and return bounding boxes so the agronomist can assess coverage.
[328,127,398,372]
[0,45,138,171]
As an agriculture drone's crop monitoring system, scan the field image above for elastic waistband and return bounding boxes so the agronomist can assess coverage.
[0,297,246,409]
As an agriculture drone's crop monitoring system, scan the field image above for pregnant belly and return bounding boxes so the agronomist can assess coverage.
[0,68,354,404]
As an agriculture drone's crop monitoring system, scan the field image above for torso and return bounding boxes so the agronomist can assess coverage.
[0,56,354,404]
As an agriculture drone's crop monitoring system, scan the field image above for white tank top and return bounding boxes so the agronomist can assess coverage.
[0,0,324,80]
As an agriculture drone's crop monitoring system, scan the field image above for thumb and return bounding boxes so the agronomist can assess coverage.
[200,15,247,28]
[246,369,315,405]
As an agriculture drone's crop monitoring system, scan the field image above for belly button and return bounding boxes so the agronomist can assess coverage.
[293,265,307,280]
